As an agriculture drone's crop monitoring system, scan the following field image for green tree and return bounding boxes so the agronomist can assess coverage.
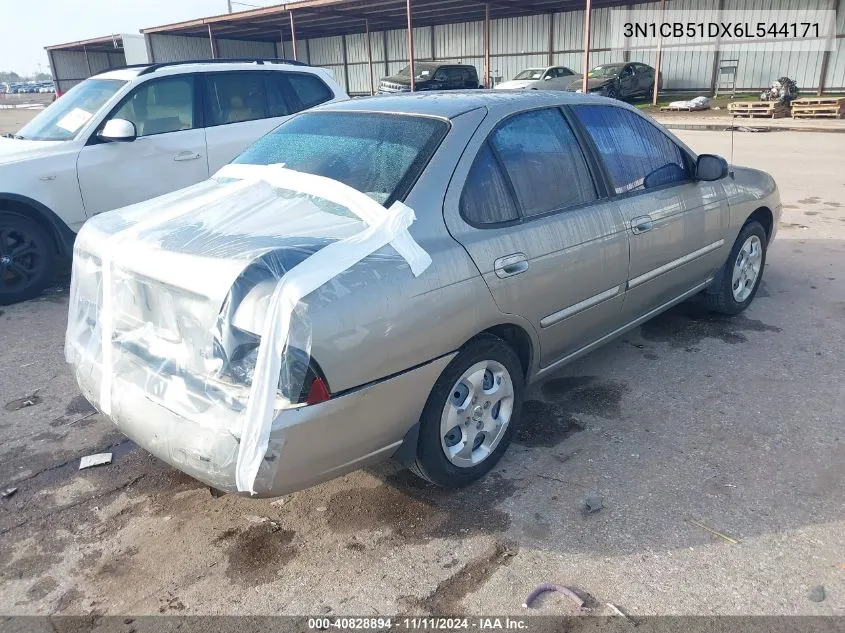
[0,71,22,82]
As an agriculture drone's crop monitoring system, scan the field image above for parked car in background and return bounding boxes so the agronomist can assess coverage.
[378,62,481,93]
[495,66,580,90]
[567,62,662,100]
[67,91,780,497]
[0,59,348,305]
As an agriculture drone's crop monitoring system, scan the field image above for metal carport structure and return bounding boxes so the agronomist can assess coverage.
[45,34,150,95]
[140,0,845,98]
[141,0,639,97]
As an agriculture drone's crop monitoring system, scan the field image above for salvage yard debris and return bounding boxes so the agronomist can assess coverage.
[686,518,739,544]
[523,584,585,609]
[79,452,113,470]
[807,585,826,602]
[1,487,18,499]
[585,494,603,513]
[660,96,710,111]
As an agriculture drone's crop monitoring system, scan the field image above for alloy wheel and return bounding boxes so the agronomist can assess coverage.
[439,360,515,468]
[731,234,763,302]
[0,225,45,294]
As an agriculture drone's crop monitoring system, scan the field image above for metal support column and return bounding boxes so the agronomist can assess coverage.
[709,0,726,96]
[581,0,592,93]
[207,24,217,59]
[289,11,298,61]
[484,3,491,88]
[366,19,375,95]
[430,25,436,61]
[383,30,389,77]
[548,12,554,66]
[341,34,350,95]
[83,44,92,77]
[651,0,665,106]
[406,0,415,91]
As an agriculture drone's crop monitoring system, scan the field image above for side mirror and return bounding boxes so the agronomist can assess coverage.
[98,118,136,142]
[544,76,552,81]
[696,154,729,181]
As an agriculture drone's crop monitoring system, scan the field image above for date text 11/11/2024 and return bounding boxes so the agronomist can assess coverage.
[623,21,822,39]
[307,617,529,630]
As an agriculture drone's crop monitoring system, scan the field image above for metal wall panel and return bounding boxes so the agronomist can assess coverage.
[346,62,374,95]
[148,33,211,61]
[308,35,345,65]
[216,38,276,59]
[385,27,432,62]
[824,45,845,90]
[491,14,549,56]
[52,49,127,87]
[434,22,483,59]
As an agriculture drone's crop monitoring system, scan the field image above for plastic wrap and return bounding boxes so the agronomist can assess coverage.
[65,164,431,494]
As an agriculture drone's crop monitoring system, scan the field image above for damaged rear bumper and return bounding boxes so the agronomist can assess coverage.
[72,352,454,497]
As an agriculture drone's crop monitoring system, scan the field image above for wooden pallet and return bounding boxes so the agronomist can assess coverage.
[790,96,845,107]
[792,111,845,119]
[789,97,845,119]
[727,101,790,119]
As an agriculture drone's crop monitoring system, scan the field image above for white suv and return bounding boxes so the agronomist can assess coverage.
[0,59,348,304]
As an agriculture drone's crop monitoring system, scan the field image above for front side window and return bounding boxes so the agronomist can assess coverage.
[17,78,126,141]
[234,112,447,206]
[204,72,267,126]
[112,76,195,137]
[490,108,597,218]
[285,73,334,111]
[572,105,689,194]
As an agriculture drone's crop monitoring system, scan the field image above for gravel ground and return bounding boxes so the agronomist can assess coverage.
[0,108,843,618]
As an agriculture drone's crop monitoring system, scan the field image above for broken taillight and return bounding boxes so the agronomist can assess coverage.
[306,376,331,405]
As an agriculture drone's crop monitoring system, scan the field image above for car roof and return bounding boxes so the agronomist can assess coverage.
[316,90,625,120]
[94,61,311,82]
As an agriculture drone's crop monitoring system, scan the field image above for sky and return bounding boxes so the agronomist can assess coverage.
[0,0,282,76]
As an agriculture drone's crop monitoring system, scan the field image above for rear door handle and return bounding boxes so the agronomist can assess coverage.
[173,151,201,162]
[631,216,654,234]
[494,253,529,278]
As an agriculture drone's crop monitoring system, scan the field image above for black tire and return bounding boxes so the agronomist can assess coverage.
[0,212,55,306]
[410,334,525,488]
[701,220,767,315]
[605,85,618,99]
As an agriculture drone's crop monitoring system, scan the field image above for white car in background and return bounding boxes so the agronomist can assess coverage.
[495,66,581,90]
[0,59,347,305]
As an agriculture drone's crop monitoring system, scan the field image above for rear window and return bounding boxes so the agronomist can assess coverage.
[234,112,448,205]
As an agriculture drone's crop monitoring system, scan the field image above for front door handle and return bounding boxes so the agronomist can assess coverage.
[173,151,201,162]
[494,253,529,278]
[631,216,654,234]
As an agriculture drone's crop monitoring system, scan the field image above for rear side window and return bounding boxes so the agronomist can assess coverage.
[490,108,597,217]
[204,72,267,126]
[460,143,519,225]
[572,105,689,194]
[285,73,333,110]
[265,72,293,118]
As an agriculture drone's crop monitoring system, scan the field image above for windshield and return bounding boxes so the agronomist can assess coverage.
[588,65,625,79]
[234,112,449,207]
[17,79,126,141]
[514,69,545,81]
[396,64,440,80]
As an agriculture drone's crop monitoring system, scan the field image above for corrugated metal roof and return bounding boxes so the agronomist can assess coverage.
[141,0,633,41]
